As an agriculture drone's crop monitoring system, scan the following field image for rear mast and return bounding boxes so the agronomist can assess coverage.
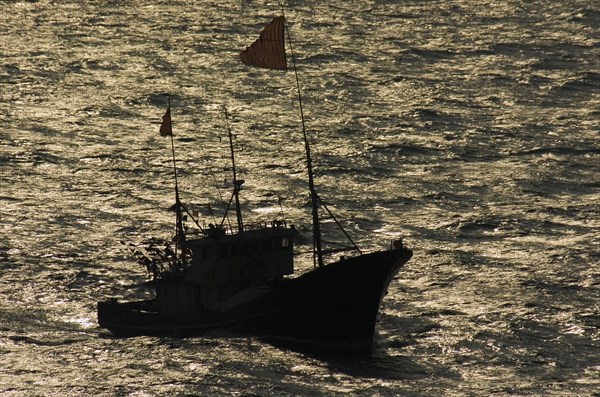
[160,96,186,265]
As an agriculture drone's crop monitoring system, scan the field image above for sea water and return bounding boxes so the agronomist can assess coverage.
[1,1,599,395]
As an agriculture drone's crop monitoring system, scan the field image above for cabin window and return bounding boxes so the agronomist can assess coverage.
[281,237,290,248]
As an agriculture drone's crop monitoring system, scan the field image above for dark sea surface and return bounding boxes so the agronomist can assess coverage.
[1,0,599,395]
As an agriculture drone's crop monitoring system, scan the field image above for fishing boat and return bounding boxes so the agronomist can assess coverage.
[97,15,412,354]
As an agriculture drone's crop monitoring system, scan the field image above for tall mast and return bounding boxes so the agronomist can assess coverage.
[282,12,323,268]
[239,12,325,266]
[224,107,244,233]
[285,16,322,268]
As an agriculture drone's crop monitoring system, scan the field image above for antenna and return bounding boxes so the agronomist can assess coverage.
[223,106,244,233]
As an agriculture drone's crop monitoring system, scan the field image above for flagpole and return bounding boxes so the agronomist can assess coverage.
[169,133,180,209]
[161,96,186,265]
[167,97,178,196]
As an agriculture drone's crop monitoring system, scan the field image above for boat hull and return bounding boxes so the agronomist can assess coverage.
[98,247,412,353]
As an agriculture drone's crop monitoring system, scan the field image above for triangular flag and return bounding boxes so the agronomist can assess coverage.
[240,16,287,71]
[160,107,172,136]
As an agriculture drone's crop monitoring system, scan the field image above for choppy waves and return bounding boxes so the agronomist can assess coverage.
[1,0,599,396]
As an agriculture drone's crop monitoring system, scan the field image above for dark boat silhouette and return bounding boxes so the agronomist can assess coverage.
[97,15,412,354]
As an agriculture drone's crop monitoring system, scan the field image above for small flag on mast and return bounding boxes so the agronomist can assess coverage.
[240,16,287,71]
[160,107,172,136]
